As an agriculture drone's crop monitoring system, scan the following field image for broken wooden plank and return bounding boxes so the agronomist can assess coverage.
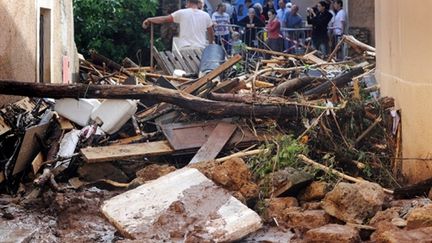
[122,57,139,68]
[165,51,183,71]
[13,123,50,175]
[189,122,237,164]
[159,51,175,75]
[81,140,174,163]
[180,49,200,72]
[137,55,241,119]
[90,51,132,76]
[161,120,261,151]
[183,54,242,94]
[152,46,171,75]
[101,168,262,241]
[172,51,193,74]
[58,116,74,131]
[344,35,376,52]
[31,152,45,174]
[144,73,191,83]
[0,116,10,136]
[303,51,328,64]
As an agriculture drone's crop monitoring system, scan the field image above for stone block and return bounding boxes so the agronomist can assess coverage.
[322,182,385,224]
[101,168,262,242]
[305,224,360,243]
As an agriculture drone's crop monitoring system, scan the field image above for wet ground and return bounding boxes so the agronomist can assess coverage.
[0,187,123,242]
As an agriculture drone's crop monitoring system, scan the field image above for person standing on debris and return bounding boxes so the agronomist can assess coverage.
[239,8,265,47]
[307,1,333,56]
[212,3,232,52]
[142,0,214,50]
[266,9,283,53]
[330,0,346,59]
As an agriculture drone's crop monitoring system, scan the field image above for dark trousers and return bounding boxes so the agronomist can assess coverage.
[267,38,283,52]
[312,36,329,56]
[332,35,343,60]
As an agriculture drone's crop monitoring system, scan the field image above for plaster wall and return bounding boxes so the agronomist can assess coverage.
[0,0,78,107]
[375,0,432,183]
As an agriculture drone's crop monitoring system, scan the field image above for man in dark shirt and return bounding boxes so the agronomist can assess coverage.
[307,1,333,55]
[239,8,265,47]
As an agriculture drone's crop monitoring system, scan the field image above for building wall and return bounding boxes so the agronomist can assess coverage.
[375,0,432,183]
[349,0,375,45]
[0,0,78,107]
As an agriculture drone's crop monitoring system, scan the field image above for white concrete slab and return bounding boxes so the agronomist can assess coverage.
[101,168,262,242]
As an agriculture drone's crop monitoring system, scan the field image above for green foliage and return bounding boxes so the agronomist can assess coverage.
[73,0,159,63]
[248,135,309,180]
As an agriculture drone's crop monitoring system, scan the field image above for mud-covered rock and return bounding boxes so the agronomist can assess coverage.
[305,224,360,243]
[263,197,298,222]
[375,226,432,243]
[136,164,177,181]
[322,182,385,224]
[284,209,332,231]
[191,158,259,200]
[128,164,177,189]
[299,181,331,202]
[406,204,432,229]
[301,201,323,210]
[369,207,402,227]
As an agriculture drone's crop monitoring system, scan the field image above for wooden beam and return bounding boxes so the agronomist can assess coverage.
[0,80,307,118]
[81,141,174,163]
[183,54,242,94]
[144,73,192,83]
[189,122,237,164]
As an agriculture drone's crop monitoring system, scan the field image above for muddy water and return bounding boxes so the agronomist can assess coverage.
[0,188,122,242]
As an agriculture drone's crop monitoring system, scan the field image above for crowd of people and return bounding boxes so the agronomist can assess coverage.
[143,0,346,59]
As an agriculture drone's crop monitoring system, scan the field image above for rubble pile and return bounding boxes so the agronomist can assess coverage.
[1,36,432,242]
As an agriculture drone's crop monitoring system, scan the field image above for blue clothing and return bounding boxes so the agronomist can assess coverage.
[285,14,302,28]
[276,8,288,28]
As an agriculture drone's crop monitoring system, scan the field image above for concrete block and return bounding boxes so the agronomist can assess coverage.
[0,226,36,243]
[101,168,262,242]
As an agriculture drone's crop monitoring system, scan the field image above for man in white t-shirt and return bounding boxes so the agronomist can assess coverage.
[331,0,346,59]
[143,0,214,50]
[332,0,346,37]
